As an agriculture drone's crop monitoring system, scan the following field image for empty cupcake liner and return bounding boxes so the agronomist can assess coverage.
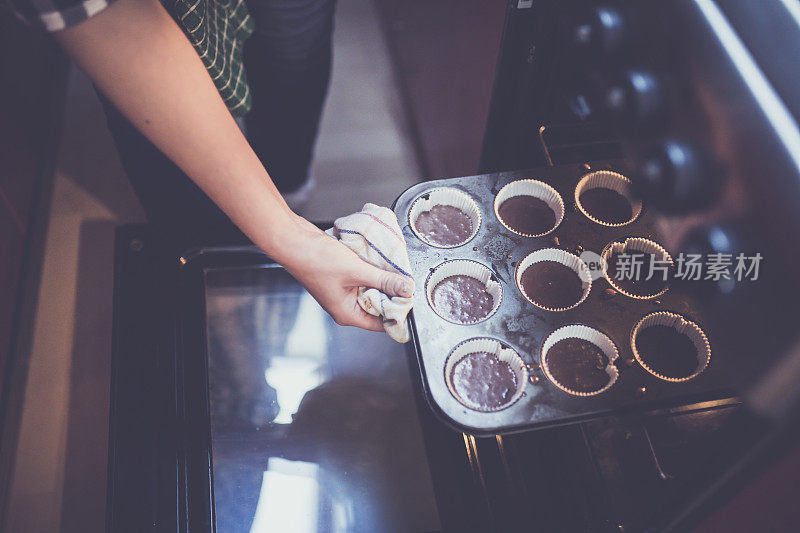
[494,179,565,237]
[601,237,674,299]
[444,338,528,412]
[631,311,711,382]
[515,248,593,312]
[409,188,482,248]
[540,325,620,397]
[425,260,503,325]
[574,171,643,227]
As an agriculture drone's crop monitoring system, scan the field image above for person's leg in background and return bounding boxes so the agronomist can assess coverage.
[97,0,336,230]
[98,94,238,237]
[243,0,337,207]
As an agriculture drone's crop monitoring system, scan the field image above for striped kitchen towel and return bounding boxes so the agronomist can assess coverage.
[326,203,414,343]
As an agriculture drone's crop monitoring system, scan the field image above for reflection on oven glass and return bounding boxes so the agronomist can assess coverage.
[204,267,440,533]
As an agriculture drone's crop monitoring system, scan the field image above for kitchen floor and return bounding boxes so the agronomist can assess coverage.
[5,1,420,531]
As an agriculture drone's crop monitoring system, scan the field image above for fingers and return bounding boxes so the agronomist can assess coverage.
[335,307,386,332]
[358,263,414,298]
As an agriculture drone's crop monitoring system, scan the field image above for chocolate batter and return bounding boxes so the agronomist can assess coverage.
[415,205,473,246]
[635,325,699,378]
[432,275,494,323]
[498,195,556,235]
[545,338,611,393]
[579,187,634,224]
[520,261,584,309]
[451,351,518,409]
[606,251,668,297]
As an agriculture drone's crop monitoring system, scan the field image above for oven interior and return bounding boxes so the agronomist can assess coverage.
[466,0,800,531]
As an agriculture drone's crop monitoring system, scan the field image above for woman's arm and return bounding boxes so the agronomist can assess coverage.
[54,0,413,330]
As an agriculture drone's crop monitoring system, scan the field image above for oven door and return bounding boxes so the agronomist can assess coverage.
[106,226,775,533]
[107,225,495,533]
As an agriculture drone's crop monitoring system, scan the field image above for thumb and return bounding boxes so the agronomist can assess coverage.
[359,264,415,298]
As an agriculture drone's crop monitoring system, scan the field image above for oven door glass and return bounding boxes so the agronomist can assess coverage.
[203,264,441,533]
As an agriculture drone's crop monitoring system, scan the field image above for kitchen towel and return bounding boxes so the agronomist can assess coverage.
[326,203,414,342]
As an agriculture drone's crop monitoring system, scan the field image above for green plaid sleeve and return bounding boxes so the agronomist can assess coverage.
[168,0,255,116]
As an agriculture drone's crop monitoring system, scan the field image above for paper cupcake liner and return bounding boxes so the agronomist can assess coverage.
[425,260,502,325]
[574,171,643,227]
[409,188,482,248]
[540,325,620,397]
[631,311,711,382]
[444,338,528,412]
[494,179,565,237]
[515,248,593,312]
[601,237,674,300]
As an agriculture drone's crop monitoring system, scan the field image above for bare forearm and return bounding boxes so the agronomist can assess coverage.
[51,0,414,331]
[54,0,304,259]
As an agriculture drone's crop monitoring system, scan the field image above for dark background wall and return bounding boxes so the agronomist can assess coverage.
[0,10,64,400]
[376,0,507,179]
[0,7,66,517]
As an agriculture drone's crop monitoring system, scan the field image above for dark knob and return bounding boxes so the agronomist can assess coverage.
[679,222,754,298]
[603,70,665,129]
[634,140,720,212]
[683,223,741,257]
[572,6,627,57]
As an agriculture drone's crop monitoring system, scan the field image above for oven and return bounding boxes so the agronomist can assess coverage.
[107,1,800,531]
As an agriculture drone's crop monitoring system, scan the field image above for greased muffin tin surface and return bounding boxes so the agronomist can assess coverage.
[395,162,733,435]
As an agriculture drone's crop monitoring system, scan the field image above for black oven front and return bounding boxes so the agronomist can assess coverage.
[107,1,800,532]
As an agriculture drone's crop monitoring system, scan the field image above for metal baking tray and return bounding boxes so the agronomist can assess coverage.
[395,161,736,436]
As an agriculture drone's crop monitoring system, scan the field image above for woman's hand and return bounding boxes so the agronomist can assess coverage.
[53,0,412,332]
[278,217,415,331]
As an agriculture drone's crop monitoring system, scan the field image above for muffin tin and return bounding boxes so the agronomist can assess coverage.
[395,162,733,435]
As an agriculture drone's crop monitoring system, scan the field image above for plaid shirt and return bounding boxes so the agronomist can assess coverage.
[9,0,255,115]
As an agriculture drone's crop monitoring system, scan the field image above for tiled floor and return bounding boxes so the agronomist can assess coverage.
[5,1,419,531]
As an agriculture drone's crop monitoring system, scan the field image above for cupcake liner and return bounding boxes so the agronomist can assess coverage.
[515,248,593,311]
[494,179,565,237]
[444,338,528,412]
[631,311,711,382]
[540,325,620,397]
[574,171,643,227]
[601,237,674,299]
[425,260,503,324]
[409,188,482,248]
